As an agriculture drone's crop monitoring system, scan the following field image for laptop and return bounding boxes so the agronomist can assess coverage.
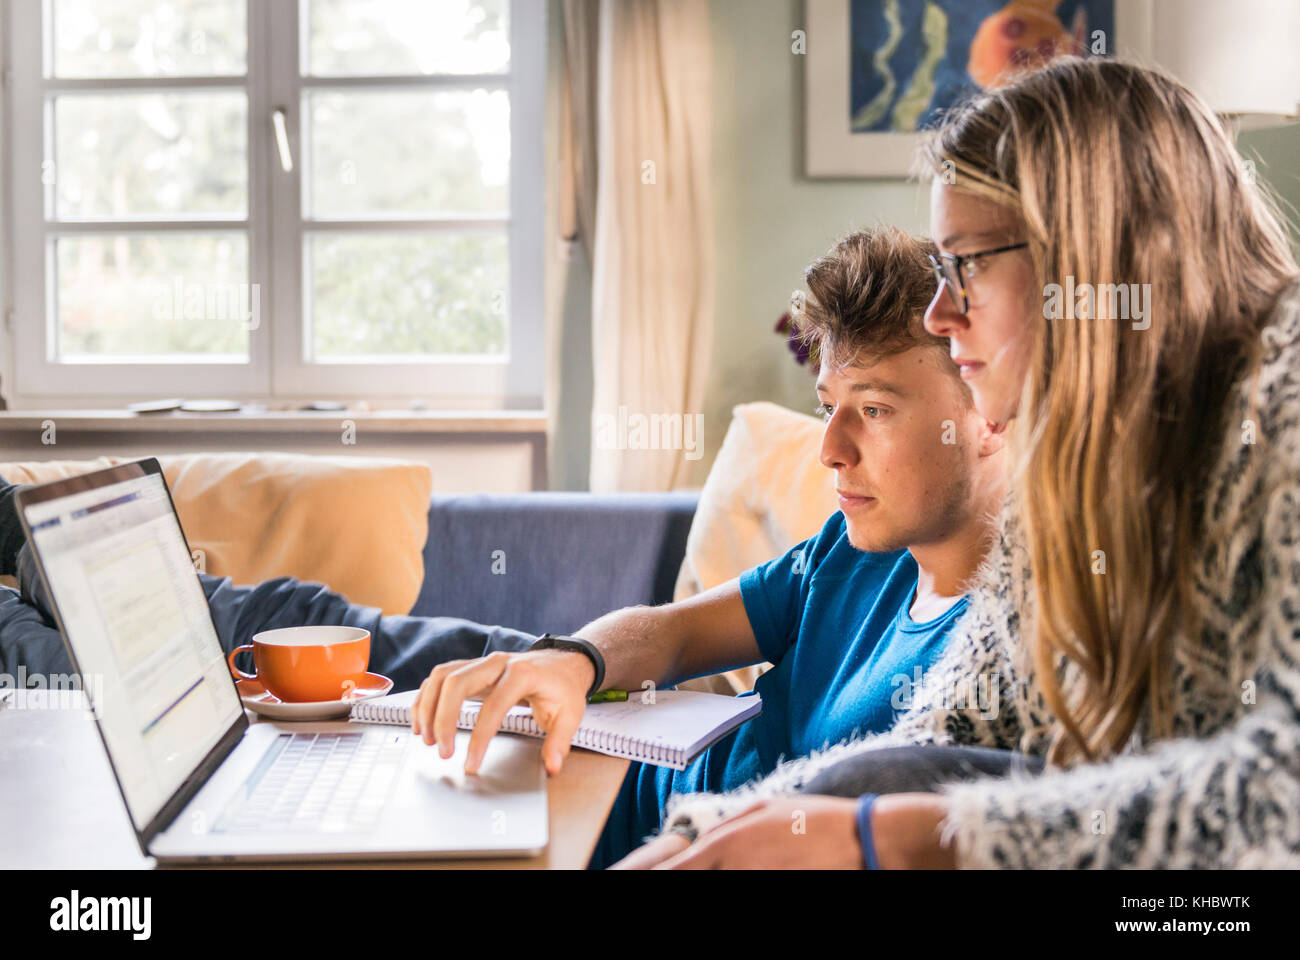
[15,458,548,863]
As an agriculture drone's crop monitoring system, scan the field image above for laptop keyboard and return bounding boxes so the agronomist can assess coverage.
[214,730,407,835]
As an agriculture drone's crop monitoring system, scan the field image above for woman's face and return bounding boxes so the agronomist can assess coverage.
[924,180,1039,425]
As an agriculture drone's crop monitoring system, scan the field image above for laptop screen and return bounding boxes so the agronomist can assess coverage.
[22,470,243,831]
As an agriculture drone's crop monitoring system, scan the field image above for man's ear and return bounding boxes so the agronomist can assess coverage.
[976,416,1007,458]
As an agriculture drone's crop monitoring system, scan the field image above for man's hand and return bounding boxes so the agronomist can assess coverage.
[650,797,865,869]
[410,648,595,776]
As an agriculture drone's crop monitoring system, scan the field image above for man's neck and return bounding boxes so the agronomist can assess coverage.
[907,512,995,622]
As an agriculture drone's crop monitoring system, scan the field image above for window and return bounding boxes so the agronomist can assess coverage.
[3,0,544,407]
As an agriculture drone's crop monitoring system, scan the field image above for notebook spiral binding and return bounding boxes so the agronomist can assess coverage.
[352,700,690,768]
[361,702,406,725]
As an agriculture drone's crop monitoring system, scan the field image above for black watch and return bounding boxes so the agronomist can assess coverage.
[530,633,605,698]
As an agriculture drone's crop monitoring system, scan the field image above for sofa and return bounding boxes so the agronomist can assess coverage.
[412,491,699,634]
[0,402,839,692]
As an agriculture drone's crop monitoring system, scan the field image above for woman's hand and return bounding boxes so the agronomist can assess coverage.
[654,796,865,869]
[610,793,957,869]
[870,793,955,869]
[607,830,691,869]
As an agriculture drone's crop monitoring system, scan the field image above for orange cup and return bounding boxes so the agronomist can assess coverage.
[227,625,370,703]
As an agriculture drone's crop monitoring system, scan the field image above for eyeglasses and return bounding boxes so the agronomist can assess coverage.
[927,242,1029,314]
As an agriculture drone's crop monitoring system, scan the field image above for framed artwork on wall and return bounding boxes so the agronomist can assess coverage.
[805,0,1116,178]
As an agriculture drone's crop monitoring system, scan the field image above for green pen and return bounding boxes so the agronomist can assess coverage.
[587,689,628,703]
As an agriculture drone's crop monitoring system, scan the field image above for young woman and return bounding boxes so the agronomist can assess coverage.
[616,56,1300,869]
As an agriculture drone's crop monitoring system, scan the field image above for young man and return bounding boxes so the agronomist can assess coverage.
[406,226,1008,868]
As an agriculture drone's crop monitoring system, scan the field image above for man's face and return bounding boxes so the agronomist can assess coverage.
[816,345,983,553]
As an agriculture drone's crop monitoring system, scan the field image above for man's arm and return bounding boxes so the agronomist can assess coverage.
[575,577,760,691]
[411,577,761,774]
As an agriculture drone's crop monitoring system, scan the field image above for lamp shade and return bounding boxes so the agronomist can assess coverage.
[1147,0,1300,122]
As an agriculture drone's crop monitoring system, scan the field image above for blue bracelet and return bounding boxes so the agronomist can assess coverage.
[857,793,881,870]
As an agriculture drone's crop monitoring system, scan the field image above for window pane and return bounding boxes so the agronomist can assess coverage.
[309,232,507,359]
[55,234,252,361]
[307,89,508,218]
[55,93,248,220]
[52,0,246,78]
[304,0,509,77]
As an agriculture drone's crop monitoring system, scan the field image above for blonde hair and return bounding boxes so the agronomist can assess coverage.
[920,57,1299,764]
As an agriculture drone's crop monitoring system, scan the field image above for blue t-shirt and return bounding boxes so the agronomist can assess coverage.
[589,510,969,867]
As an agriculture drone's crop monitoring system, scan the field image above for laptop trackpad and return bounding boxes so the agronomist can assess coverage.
[407,730,544,792]
[386,730,549,853]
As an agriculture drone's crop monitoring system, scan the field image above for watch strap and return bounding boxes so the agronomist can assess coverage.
[530,632,605,698]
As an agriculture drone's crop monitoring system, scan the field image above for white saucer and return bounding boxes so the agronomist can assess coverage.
[180,399,242,413]
[127,398,183,413]
[236,672,394,721]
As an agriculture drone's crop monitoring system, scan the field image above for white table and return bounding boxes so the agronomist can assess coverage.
[0,694,629,870]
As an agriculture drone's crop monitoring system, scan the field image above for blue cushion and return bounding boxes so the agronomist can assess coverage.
[412,492,698,632]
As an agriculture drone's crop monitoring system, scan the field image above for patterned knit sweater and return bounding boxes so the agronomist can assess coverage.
[664,278,1300,869]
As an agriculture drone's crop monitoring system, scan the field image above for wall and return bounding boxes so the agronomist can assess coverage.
[0,7,8,410]
[1238,122,1300,243]
[695,0,929,484]
[544,0,930,490]
[694,0,1300,486]
[0,417,543,492]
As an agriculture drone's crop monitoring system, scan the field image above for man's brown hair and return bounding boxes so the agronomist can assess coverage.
[796,225,946,369]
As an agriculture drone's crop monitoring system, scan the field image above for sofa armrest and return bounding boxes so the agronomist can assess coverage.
[410,492,699,634]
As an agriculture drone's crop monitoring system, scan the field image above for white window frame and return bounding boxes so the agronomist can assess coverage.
[2,0,544,409]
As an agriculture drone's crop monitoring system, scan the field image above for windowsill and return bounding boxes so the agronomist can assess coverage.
[0,409,548,435]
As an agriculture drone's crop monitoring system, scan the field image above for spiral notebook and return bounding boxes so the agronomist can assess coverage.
[350,689,762,770]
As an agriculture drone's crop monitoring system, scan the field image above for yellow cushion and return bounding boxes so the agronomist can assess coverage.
[674,402,838,694]
[0,453,433,616]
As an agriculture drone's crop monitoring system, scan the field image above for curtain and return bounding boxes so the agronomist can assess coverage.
[552,0,715,492]
[545,0,602,489]
[557,0,601,260]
